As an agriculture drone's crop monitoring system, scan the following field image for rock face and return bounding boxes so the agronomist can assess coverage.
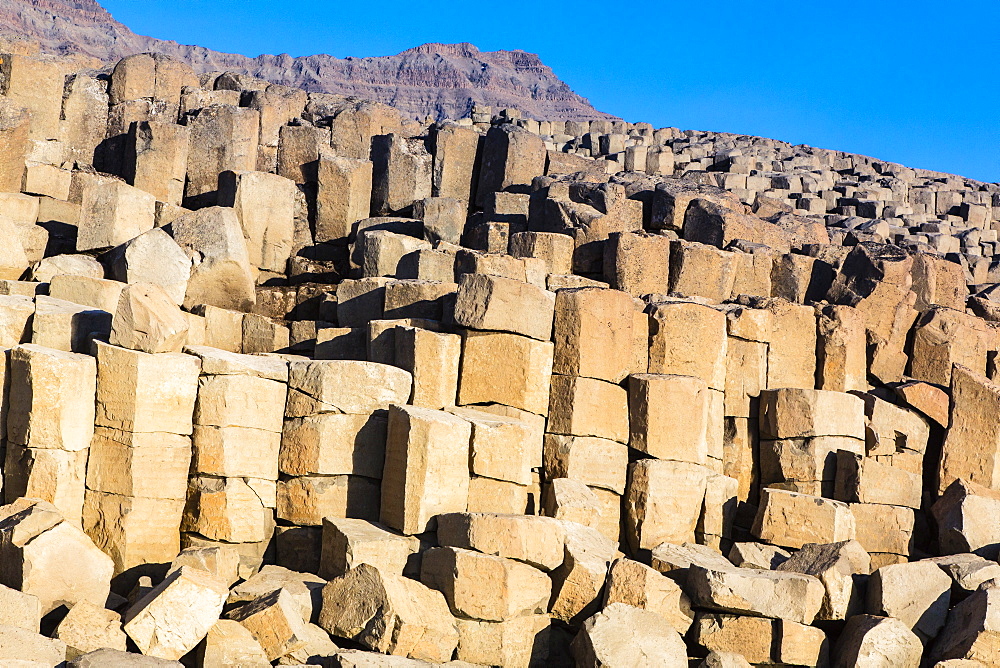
[0,1,613,121]
[3,16,1000,668]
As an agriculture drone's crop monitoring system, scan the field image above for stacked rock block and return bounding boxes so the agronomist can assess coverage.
[1,45,1000,666]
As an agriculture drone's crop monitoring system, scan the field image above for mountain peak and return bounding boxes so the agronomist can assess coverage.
[0,0,614,121]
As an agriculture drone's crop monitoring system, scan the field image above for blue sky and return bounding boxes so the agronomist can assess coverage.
[101,0,1000,183]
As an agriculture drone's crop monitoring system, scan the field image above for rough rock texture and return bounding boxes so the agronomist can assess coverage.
[0,1,613,121]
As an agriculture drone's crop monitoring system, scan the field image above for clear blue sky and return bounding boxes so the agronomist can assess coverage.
[101,0,1000,183]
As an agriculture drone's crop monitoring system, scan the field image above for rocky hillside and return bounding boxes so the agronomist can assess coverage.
[0,0,613,121]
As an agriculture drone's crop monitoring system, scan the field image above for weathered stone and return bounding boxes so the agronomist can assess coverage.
[218,170,297,274]
[553,287,636,383]
[868,560,951,640]
[752,488,856,549]
[549,522,622,625]
[320,517,418,580]
[776,540,870,620]
[436,513,566,571]
[688,565,824,624]
[169,206,256,311]
[450,406,539,485]
[457,330,553,415]
[834,615,923,668]
[421,546,550,622]
[109,283,189,354]
[648,300,727,390]
[603,558,694,633]
[123,565,228,660]
[318,563,458,663]
[380,404,470,535]
[571,603,687,667]
[932,479,1000,558]
[228,588,310,661]
[625,459,709,551]
[0,499,114,614]
[198,619,271,668]
[7,344,96,452]
[55,600,128,660]
[629,373,710,464]
[286,360,411,417]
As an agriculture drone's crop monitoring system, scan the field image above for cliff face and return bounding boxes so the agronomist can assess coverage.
[0,0,614,121]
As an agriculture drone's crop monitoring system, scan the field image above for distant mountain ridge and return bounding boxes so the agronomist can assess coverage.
[0,0,615,121]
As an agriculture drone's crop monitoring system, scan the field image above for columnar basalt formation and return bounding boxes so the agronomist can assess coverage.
[0,44,999,667]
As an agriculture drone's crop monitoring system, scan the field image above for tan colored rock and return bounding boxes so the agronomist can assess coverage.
[316,152,372,243]
[286,360,412,417]
[0,624,67,666]
[692,614,772,664]
[542,477,602,528]
[688,565,824,624]
[169,546,240,588]
[547,374,629,444]
[281,413,386,479]
[227,565,325,624]
[625,459,709,551]
[571,602,687,667]
[934,480,1000,560]
[760,388,865,440]
[228,588,309,661]
[939,365,1000,493]
[0,294,33,347]
[83,491,187,576]
[277,474,380,525]
[449,406,539,485]
[928,553,1000,597]
[544,434,627,494]
[0,584,40,632]
[629,373,710,464]
[55,600,128,659]
[868,560,952,640]
[834,615,923,668]
[47,276,124,317]
[549,522,622,624]
[380,404,470,535]
[603,558,694,633]
[30,295,111,353]
[760,435,865,497]
[320,517,418,580]
[109,283,189,354]
[454,614,552,668]
[77,180,156,252]
[852,502,915,559]
[0,499,114,614]
[930,585,1000,664]
[552,287,636,383]
[192,425,280,480]
[218,170,296,274]
[318,563,457,662]
[728,542,791,570]
[895,379,950,428]
[394,326,461,410]
[123,565,229,660]
[421,547,550,622]
[835,450,922,508]
[648,300,727,390]
[752,488,856,549]
[816,304,868,392]
[776,540,870,620]
[170,206,256,311]
[457,330,553,415]
[109,228,191,307]
[3,444,87,524]
[86,428,190,499]
[510,231,574,276]
[454,273,555,341]
[699,650,753,668]
[436,512,566,571]
[766,299,818,389]
[126,120,190,206]
[198,619,270,668]
[182,476,272,543]
[7,344,96,451]
[195,372,286,433]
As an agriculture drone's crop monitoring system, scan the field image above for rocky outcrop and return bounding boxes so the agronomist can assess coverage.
[0,0,614,121]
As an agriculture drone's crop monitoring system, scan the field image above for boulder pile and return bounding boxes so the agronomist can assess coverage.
[0,48,998,666]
